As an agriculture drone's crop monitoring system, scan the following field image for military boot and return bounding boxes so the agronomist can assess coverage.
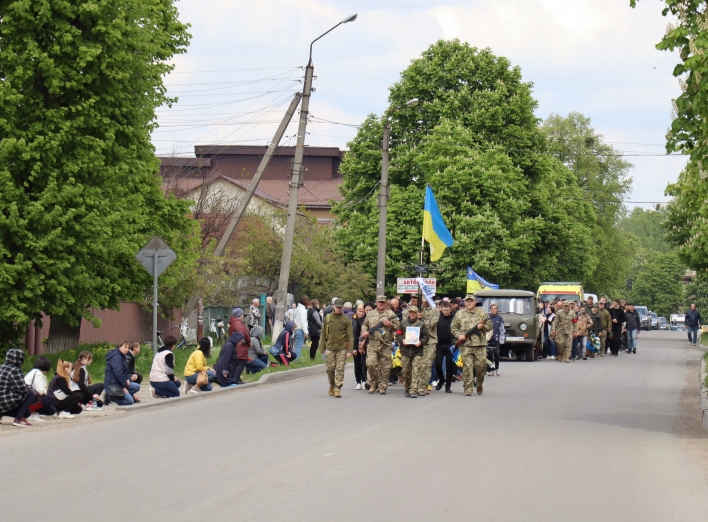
[333,388,341,398]
[328,385,334,396]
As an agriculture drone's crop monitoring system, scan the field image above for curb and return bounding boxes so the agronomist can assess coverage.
[700,347,708,429]
[116,364,326,412]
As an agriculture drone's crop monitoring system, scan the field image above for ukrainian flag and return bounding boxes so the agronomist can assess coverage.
[423,186,454,261]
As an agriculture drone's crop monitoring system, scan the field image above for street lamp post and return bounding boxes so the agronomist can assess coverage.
[272,13,358,340]
[376,99,419,296]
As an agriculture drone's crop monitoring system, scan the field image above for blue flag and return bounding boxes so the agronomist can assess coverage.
[466,267,500,292]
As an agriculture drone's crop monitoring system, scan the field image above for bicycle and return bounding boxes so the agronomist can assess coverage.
[209,316,227,347]
[142,330,164,350]
[172,320,197,351]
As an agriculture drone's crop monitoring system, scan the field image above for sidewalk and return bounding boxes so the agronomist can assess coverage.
[0,363,326,434]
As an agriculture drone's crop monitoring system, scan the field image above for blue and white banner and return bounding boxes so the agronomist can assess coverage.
[416,277,437,309]
[466,267,500,291]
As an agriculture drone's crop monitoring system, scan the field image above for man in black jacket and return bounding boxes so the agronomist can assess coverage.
[685,304,702,346]
[624,303,640,354]
[434,301,456,392]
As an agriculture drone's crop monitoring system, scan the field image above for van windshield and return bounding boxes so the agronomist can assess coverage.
[538,293,579,303]
[480,297,533,315]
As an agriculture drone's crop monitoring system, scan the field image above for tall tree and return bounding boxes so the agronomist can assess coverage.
[619,207,674,253]
[0,0,193,350]
[629,251,685,318]
[541,112,634,295]
[334,40,597,293]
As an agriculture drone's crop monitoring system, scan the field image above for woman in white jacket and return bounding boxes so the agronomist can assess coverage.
[24,356,55,421]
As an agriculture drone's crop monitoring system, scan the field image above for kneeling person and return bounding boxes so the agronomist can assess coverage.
[320,298,353,398]
[397,306,429,398]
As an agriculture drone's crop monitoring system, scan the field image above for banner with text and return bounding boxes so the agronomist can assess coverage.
[397,278,437,294]
[416,277,437,309]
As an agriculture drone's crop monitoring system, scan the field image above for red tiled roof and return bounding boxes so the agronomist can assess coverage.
[162,175,283,207]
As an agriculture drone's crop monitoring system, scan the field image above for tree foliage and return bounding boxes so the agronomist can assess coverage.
[619,207,674,253]
[683,270,708,311]
[0,0,193,349]
[541,112,634,295]
[629,251,685,318]
[334,40,597,294]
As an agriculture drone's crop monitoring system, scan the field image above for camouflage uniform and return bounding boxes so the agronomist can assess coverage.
[362,303,400,393]
[552,307,576,362]
[598,307,612,356]
[397,313,429,397]
[321,309,353,392]
[451,304,493,394]
[419,307,439,394]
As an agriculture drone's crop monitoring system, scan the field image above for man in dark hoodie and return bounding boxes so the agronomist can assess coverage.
[0,348,36,427]
[214,331,248,387]
[434,300,455,393]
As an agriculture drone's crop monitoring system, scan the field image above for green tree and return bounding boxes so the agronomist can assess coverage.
[684,270,708,312]
[541,112,634,295]
[0,0,193,351]
[629,251,685,317]
[335,40,597,293]
[619,207,674,253]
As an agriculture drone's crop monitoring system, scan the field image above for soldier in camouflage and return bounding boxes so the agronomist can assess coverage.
[451,294,493,396]
[360,295,400,395]
[396,306,429,398]
[320,298,353,397]
[420,300,439,396]
[552,301,576,363]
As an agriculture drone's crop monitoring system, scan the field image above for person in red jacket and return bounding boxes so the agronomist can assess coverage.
[228,308,252,346]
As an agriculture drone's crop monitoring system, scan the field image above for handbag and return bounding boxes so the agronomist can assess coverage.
[106,385,125,397]
[196,370,209,387]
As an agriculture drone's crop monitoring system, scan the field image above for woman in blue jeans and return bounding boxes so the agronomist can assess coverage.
[104,341,141,406]
[149,336,181,398]
[184,338,216,393]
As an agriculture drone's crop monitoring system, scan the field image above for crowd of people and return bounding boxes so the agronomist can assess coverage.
[1,293,699,427]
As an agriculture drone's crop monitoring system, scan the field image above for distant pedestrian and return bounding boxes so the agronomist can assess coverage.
[352,303,372,389]
[265,296,274,338]
[434,301,455,392]
[360,295,400,395]
[609,300,625,357]
[420,300,440,394]
[685,304,702,346]
[397,306,429,398]
[624,303,640,354]
[553,301,575,363]
[307,299,323,360]
[320,298,353,398]
[451,294,492,396]
[487,304,505,375]
[248,298,261,328]
[597,301,612,357]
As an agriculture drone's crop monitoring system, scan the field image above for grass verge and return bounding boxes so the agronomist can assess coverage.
[21,340,326,383]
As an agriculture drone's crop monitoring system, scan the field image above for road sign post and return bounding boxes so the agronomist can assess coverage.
[136,236,177,355]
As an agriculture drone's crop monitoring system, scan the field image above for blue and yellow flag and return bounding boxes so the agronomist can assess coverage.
[422,186,454,261]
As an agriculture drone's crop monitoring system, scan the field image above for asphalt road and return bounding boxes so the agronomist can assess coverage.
[1,331,707,522]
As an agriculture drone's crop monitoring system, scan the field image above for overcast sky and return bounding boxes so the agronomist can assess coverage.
[153,0,687,210]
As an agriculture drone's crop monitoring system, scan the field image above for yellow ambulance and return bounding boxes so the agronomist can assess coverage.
[536,282,584,303]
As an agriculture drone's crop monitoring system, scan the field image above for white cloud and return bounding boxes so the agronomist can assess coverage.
[153,0,687,206]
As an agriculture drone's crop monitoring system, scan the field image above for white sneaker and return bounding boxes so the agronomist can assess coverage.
[550,356,555,360]
[150,387,156,398]
[27,413,45,422]
[58,411,75,419]
[495,370,500,376]
[188,388,200,394]
[355,383,362,390]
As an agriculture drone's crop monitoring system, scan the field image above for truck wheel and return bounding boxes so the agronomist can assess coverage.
[526,346,535,362]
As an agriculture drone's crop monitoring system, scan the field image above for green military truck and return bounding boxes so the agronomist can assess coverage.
[473,289,539,362]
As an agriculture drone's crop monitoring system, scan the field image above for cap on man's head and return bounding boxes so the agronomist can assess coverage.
[376,295,388,303]
[334,298,345,307]
[231,308,243,318]
[464,293,475,301]
[408,305,419,313]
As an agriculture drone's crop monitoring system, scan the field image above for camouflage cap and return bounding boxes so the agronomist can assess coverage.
[376,295,388,302]
[464,293,475,300]
[333,298,345,307]
[407,305,419,313]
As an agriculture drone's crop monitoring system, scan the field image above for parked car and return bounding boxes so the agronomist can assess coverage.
[635,306,650,330]
[658,316,668,330]
[670,314,686,331]
[650,311,659,330]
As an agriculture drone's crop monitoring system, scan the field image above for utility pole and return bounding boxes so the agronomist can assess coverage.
[376,122,391,296]
[272,14,358,339]
[181,94,302,321]
[375,98,418,297]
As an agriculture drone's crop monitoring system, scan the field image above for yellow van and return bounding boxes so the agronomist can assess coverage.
[536,282,584,303]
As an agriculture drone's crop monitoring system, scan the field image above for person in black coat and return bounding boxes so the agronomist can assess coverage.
[609,300,625,357]
[352,302,373,389]
[307,300,323,360]
[434,301,456,392]
[104,341,140,406]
